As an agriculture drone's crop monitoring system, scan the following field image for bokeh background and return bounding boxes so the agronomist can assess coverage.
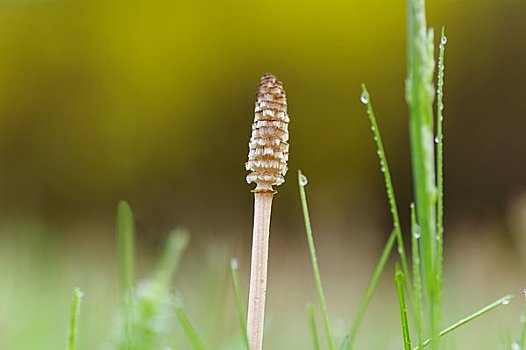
[1,0,526,349]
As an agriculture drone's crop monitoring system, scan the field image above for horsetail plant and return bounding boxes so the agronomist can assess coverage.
[245,73,290,350]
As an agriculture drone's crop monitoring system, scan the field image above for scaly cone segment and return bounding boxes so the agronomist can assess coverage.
[246,74,290,193]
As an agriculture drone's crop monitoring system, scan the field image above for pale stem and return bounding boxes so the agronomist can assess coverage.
[247,191,274,350]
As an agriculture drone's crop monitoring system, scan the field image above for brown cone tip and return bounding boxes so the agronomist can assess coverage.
[245,74,290,193]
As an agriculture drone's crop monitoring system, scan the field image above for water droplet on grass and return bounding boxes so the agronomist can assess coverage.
[441,36,448,45]
[360,92,369,104]
[502,299,511,305]
[299,173,309,186]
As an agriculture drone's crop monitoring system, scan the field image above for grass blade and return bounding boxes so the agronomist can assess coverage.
[117,201,135,298]
[154,229,190,288]
[395,265,412,350]
[347,85,413,349]
[516,291,526,349]
[347,229,397,350]
[298,170,335,350]
[411,203,424,343]
[306,303,322,350]
[414,295,514,350]
[435,26,447,328]
[231,258,250,350]
[174,296,206,350]
[67,288,83,350]
[360,85,411,290]
[406,0,440,347]
[117,200,135,348]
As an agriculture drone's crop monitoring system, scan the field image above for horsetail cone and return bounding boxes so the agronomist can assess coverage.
[246,73,290,193]
[245,74,289,350]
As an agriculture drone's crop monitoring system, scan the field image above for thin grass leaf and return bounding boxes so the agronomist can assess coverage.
[414,295,514,350]
[117,200,135,348]
[298,170,335,350]
[346,86,413,350]
[117,200,135,298]
[395,265,412,350]
[360,85,412,289]
[347,229,396,350]
[67,288,83,350]
[306,303,322,350]
[411,203,424,343]
[154,229,190,288]
[338,337,350,350]
[516,290,526,349]
[435,27,447,335]
[174,296,206,350]
[231,258,250,350]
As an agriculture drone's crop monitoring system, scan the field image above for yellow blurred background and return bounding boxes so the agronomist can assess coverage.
[1,0,526,349]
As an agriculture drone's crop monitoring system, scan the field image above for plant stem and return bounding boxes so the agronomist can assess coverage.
[247,192,274,350]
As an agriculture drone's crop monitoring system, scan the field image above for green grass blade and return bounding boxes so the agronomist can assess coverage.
[117,201,135,298]
[154,229,190,288]
[230,258,250,350]
[346,229,397,350]
[298,170,335,350]
[306,303,322,350]
[67,288,83,350]
[117,200,135,348]
[410,203,424,343]
[406,0,440,347]
[395,265,412,350]
[414,295,514,350]
[516,291,526,349]
[435,26,447,327]
[360,85,412,288]
[174,296,206,350]
[338,337,350,350]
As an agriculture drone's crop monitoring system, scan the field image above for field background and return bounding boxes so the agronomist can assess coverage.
[1,0,526,349]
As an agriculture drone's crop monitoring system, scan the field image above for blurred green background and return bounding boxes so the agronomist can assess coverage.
[1,0,526,349]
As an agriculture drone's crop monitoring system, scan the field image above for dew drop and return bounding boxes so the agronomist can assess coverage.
[502,299,511,306]
[441,36,448,45]
[299,173,309,186]
[413,230,421,239]
[360,92,369,104]
[511,342,520,350]
[434,137,440,144]
[380,166,385,173]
